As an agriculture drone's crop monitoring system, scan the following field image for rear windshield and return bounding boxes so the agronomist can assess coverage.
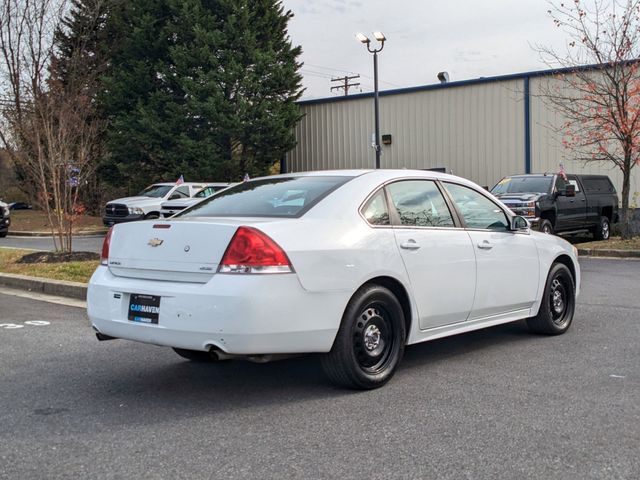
[491,177,553,195]
[178,176,352,218]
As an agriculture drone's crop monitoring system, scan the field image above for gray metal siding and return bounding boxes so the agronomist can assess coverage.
[290,73,638,198]
[290,80,525,188]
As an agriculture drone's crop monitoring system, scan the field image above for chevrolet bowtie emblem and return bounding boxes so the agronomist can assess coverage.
[148,238,163,247]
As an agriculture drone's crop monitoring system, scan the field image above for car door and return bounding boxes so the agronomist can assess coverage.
[442,182,539,320]
[553,175,581,231]
[384,180,477,330]
[566,176,588,227]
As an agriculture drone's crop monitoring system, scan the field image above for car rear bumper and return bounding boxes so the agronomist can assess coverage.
[103,214,144,226]
[87,266,346,355]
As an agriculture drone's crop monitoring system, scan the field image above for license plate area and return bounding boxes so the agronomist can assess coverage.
[128,294,161,324]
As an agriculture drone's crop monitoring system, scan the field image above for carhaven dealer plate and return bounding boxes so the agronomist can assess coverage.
[128,294,161,324]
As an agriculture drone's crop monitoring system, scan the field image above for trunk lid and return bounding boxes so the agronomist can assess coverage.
[107,219,243,282]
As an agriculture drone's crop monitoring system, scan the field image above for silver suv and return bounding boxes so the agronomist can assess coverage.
[103,183,205,226]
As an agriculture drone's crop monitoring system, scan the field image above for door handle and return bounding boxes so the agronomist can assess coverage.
[477,240,493,250]
[400,240,420,250]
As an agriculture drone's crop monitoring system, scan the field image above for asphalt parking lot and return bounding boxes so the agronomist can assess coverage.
[0,258,638,479]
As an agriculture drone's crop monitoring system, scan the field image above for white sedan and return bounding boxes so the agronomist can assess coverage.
[88,170,580,389]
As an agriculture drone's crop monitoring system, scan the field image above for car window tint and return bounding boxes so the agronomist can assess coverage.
[361,190,390,225]
[174,186,190,198]
[568,179,580,192]
[444,183,509,231]
[555,176,568,191]
[387,181,454,227]
[179,176,352,218]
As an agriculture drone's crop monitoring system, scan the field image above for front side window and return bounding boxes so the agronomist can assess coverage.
[387,180,455,227]
[179,176,352,218]
[361,190,390,226]
[444,183,509,231]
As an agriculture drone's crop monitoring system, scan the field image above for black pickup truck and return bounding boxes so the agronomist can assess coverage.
[491,173,618,240]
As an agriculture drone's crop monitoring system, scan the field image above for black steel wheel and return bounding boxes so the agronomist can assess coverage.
[321,284,406,389]
[527,263,575,335]
[539,219,554,235]
[592,216,610,240]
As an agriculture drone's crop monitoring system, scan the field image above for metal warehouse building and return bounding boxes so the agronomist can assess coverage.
[287,66,639,196]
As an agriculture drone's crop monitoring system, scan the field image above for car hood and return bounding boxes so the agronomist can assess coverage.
[493,193,544,202]
[107,196,165,207]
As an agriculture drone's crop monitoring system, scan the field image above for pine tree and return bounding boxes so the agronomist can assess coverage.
[100,0,303,188]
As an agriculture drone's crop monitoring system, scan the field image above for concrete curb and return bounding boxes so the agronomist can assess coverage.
[0,272,87,300]
[578,248,640,258]
[9,230,107,237]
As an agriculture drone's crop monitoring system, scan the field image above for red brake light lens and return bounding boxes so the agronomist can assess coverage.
[218,226,293,274]
[100,227,113,265]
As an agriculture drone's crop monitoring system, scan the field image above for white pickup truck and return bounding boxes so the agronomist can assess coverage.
[160,183,230,218]
[103,183,205,226]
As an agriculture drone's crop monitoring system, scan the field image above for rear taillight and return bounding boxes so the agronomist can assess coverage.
[100,227,113,266]
[218,226,293,274]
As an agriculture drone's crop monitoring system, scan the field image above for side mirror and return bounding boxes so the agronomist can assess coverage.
[565,184,576,197]
[511,215,529,231]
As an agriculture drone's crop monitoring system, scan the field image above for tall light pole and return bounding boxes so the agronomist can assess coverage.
[356,31,386,169]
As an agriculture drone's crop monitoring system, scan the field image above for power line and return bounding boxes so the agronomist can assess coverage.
[304,62,403,88]
[330,75,360,96]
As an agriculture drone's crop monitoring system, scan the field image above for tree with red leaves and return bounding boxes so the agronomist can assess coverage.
[539,0,640,238]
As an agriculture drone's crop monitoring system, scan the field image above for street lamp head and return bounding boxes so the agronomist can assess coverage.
[356,33,370,44]
[373,31,386,42]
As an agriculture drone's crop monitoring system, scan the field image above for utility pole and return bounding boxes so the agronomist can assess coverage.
[330,75,360,96]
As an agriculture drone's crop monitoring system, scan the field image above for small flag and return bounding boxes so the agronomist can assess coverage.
[558,163,567,181]
[243,173,250,182]
[176,175,184,185]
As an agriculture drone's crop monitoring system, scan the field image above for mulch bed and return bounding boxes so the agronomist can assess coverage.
[17,251,100,264]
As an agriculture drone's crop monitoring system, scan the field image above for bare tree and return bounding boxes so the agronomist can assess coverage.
[0,0,103,251]
[538,0,640,238]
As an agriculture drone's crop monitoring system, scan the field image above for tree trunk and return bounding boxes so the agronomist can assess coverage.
[620,156,632,240]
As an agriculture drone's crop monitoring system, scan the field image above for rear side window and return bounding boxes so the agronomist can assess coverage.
[361,190,390,226]
[387,180,455,227]
[179,176,352,218]
[582,177,616,193]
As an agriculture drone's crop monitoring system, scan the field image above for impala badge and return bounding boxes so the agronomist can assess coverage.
[148,238,164,247]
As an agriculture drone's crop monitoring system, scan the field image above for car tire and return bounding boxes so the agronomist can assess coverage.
[144,212,160,220]
[172,348,216,362]
[526,263,575,335]
[539,219,554,235]
[0,232,6,238]
[321,284,406,390]
[592,216,610,241]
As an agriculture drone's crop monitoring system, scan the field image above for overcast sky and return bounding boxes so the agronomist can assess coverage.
[281,0,572,100]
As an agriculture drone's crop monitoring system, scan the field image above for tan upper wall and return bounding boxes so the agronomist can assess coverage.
[289,74,639,199]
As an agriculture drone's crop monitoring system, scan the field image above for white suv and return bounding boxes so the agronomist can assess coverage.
[103,183,205,226]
